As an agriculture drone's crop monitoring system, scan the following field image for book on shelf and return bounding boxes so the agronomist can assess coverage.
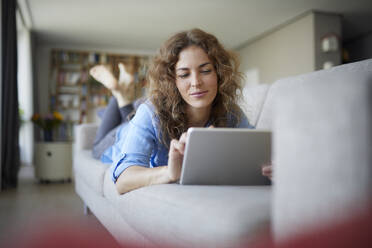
[58,86,80,94]
[57,71,83,85]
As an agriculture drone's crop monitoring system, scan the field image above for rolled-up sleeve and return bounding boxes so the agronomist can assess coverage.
[110,103,157,182]
[230,107,255,129]
[237,113,255,129]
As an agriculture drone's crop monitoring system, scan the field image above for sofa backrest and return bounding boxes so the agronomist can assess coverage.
[240,84,271,127]
[74,123,99,150]
[271,59,372,241]
[255,73,307,130]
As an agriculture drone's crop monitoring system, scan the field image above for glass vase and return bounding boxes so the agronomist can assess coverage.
[43,129,53,142]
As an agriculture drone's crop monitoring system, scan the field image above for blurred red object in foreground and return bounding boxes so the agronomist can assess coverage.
[254,205,372,248]
[4,218,125,248]
[4,205,371,248]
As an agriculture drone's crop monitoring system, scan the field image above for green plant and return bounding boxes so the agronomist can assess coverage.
[19,108,25,126]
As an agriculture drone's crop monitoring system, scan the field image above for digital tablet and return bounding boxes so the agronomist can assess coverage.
[179,128,271,185]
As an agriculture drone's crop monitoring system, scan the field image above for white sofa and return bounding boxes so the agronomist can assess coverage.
[73,59,372,247]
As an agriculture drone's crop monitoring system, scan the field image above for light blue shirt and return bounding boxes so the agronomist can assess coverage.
[101,100,254,182]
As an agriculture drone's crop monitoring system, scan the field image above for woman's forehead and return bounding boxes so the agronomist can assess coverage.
[176,46,211,69]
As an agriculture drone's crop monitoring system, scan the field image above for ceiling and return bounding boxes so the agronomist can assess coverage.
[18,0,372,53]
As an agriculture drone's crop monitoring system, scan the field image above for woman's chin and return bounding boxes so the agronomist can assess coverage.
[186,100,213,110]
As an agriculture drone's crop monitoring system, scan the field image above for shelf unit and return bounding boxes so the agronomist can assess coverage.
[49,49,150,126]
[47,49,150,142]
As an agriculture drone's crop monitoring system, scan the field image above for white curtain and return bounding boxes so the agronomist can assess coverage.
[17,18,34,166]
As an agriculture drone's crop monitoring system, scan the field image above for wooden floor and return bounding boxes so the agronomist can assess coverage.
[0,165,118,247]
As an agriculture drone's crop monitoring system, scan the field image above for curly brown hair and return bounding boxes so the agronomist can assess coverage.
[148,28,243,146]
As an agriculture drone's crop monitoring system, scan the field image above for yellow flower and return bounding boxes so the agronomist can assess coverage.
[53,111,63,121]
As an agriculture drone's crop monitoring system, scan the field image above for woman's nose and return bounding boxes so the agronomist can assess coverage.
[190,73,202,87]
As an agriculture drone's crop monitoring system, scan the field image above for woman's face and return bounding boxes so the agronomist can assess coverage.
[175,45,218,111]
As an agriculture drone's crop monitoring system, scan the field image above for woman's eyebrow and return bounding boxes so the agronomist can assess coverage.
[176,62,211,71]
[199,62,211,68]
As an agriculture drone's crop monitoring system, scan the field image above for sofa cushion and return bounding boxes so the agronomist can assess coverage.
[272,59,372,240]
[103,170,271,248]
[73,149,108,196]
[240,84,271,127]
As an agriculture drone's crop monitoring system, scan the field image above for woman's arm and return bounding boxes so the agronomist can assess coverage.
[115,165,172,194]
[115,132,188,194]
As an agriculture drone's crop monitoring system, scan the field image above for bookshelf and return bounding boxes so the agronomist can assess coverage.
[49,49,150,126]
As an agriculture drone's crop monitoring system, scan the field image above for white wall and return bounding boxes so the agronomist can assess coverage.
[17,19,34,165]
[237,11,342,86]
[34,45,50,114]
[237,12,315,86]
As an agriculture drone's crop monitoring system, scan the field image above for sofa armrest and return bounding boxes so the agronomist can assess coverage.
[74,123,99,150]
[272,59,372,241]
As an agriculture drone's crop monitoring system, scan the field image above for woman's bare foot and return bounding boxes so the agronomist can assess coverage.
[89,65,117,90]
[118,63,134,85]
[89,63,135,107]
[113,63,135,107]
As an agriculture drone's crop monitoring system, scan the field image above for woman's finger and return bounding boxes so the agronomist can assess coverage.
[169,139,177,154]
[179,132,188,143]
[177,132,188,154]
[261,165,273,177]
[172,138,185,155]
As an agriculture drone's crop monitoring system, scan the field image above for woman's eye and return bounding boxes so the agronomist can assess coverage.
[178,74,189,78]
[201,69,212,74]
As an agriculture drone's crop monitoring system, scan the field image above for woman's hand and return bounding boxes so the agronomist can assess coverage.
[167,132,188,182]
[261,163,273,180]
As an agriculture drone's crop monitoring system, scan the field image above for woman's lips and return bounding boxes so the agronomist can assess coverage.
[190,90,208,97]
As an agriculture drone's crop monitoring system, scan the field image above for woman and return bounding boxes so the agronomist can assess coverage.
[91,28,272,194]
